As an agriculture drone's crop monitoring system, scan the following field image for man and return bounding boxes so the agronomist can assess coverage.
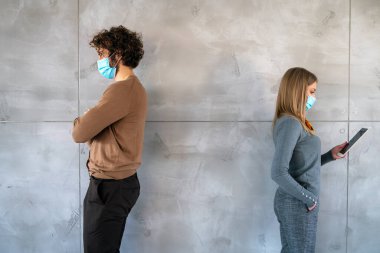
[72,25,147,253]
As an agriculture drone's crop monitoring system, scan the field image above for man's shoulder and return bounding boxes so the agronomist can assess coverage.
[105,76,140,93]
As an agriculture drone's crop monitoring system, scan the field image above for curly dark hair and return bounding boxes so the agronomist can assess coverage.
[89,25,144,69]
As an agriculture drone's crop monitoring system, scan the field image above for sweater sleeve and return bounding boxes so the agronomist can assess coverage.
[72,81,135,143]
[271,117,318,207]
[321,150,335,166]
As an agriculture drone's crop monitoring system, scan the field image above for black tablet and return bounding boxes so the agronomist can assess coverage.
[337,128,368,157]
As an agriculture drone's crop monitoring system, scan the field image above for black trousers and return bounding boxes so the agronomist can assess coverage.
[83,173,140,253]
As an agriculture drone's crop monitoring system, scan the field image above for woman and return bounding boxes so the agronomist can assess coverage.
[271,67,347,253]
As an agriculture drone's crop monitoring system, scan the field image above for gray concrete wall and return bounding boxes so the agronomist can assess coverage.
[0,0,379,252]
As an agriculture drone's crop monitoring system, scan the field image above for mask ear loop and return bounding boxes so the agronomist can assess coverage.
[116,57,123,73]
[112,54,123,77]
[115,56,122,67]
[109,52,122,68]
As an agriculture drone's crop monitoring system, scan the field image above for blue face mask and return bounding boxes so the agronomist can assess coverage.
[306,96,316,111]
[97,57,116,79]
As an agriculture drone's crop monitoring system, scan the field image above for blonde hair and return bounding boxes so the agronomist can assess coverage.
[273,67,318,134]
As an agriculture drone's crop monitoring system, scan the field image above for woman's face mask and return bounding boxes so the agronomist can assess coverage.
[306,82,317,111]
[306,95,316,111]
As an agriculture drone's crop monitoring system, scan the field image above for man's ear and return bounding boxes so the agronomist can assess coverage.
[115,54,123,66]
[109,53,120,67]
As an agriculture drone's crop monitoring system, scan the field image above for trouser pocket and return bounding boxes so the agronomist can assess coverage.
[118,173,140,214]
[86,177,104,205]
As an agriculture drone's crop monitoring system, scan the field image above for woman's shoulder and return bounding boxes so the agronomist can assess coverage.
[274,115,303,131]
[276,115,301,125]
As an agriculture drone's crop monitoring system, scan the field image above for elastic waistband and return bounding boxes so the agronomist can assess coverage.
[90,173,137,182]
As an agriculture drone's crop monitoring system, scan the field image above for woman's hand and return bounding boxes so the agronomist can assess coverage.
[331,142,348,159]
[308,202,317,212]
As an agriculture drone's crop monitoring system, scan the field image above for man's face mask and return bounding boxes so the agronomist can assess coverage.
[97,55,116,79]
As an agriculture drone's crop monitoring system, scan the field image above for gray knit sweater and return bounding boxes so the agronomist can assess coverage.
[271,115,335,207]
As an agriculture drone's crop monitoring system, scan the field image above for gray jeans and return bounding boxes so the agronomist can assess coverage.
[274,188,319,253]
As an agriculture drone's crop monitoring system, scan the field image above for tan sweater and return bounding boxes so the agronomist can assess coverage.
[72,75,147,179]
